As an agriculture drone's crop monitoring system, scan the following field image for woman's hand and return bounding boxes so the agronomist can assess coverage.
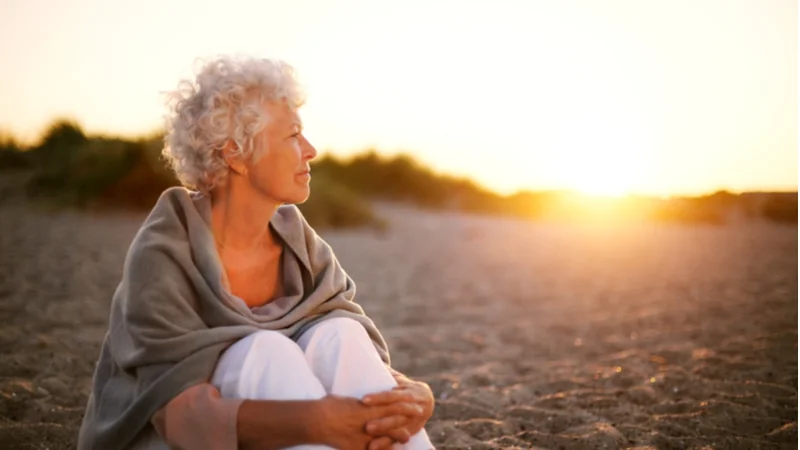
[314,394,423,450]
[362,376,435,450]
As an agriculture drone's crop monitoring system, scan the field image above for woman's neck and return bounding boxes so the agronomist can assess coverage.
[209,176,281,252]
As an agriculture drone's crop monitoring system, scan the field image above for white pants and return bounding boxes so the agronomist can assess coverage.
[211,317,434,450]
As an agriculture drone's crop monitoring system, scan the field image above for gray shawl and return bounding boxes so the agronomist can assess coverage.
[78,187,390,449]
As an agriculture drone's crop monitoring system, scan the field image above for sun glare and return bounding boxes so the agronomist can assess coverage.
[550,111,651,198]
[572,169,635,198]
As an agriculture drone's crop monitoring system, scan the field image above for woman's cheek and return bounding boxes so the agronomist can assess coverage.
[293,141,303,159]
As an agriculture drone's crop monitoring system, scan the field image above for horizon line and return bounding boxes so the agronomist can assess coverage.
[2,119,797,201]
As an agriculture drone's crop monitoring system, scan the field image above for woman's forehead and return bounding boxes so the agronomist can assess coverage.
[261,101,302,133]
[262,99,296,117]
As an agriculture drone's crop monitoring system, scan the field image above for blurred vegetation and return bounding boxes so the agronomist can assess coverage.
[0,130,30,170]
[1,119,383,229]
[312,151,797,226]
[0,119,796,228]
[300,172,386,230]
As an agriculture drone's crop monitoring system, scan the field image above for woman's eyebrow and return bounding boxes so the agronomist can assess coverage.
[285,123,303,138]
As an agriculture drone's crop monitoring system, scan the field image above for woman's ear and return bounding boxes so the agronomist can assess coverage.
[222,141,248,176]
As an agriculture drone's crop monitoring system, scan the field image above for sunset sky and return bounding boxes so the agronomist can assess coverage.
[0,0,796,196]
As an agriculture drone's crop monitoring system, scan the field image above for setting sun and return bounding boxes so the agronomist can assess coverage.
[564,146,646,198]
[572,173,635,198]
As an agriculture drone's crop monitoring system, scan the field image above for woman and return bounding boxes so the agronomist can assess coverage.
[78,56,435,450]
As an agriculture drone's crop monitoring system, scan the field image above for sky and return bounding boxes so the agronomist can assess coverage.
[0,0,796,196]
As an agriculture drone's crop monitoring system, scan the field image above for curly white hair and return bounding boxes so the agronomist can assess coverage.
[161,56,305,193]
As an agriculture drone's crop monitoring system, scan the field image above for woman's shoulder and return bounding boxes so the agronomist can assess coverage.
[154,186,199,212]
[272,203,314,237]
[274,203,304,222]
[125,187,199,265]
[272,204,327,273]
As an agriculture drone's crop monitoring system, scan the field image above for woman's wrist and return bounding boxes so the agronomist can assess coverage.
[305,396,332,445]
[237,399,328,450]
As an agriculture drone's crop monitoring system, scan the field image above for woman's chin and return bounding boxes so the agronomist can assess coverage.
[285,187,311,205]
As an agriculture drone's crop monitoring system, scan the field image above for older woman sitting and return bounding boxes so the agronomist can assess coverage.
[77,56,435,450]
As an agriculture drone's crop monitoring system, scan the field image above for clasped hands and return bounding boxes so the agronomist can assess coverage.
[362,374,434,450]
[319,372,434,450]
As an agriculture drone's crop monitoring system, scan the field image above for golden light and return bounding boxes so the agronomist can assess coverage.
[551,109,652,198]
[570,161,638,198]
[0,0,794,197]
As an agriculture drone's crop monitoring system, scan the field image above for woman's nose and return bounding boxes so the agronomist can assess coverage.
[303,137,318,160]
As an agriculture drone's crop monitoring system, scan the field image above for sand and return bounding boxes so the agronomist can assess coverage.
[0,191,797,449]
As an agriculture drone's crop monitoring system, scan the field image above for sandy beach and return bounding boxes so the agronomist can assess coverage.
[0,191,796,449]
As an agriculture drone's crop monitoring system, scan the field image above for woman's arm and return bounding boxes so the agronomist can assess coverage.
[151,384,241,449]
[151,384,321,450]
[240,394,423,450]
[236,399,326,450]
[153,383,419,450]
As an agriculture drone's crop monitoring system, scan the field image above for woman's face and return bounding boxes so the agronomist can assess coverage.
[244,101,317,204]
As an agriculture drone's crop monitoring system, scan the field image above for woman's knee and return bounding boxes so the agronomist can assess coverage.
[298,317,381,367]
[244,329,301,351]
[311,317,371,342]
[213,330,312,396]
[299,317,394,398]
[227,330,303,363]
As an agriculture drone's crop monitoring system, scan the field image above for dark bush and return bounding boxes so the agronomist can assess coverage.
[761,194,798,224]
[298,173,385,230]
[647,197,726,225]
[0,132,32,170]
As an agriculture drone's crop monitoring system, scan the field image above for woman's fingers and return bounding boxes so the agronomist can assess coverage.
[386,400,423,417]
[377,425,411,444]
[363,389,416,406]
[366,414,410,436]
[368,436,395,450]
[387,426,411,443]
